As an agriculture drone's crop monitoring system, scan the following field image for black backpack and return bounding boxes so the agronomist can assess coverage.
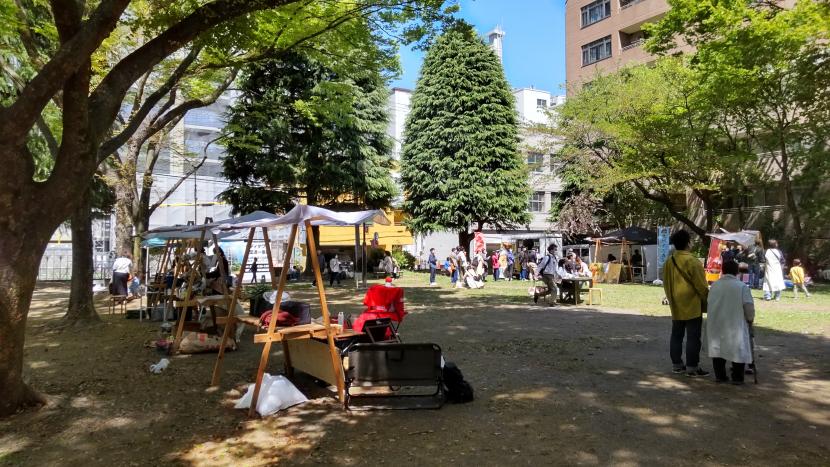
[442,362,474,403]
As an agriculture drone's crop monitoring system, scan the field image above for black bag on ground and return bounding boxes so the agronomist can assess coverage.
[442,362,474,403]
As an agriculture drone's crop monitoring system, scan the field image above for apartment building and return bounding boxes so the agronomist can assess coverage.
[565,0,670,92]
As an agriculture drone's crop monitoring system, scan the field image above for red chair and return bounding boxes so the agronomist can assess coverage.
[352,284,406,339]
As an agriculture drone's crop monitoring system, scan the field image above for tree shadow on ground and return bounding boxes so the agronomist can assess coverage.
[1,280,828,466]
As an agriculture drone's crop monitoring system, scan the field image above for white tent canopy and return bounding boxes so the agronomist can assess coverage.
[708,230,760,248]
[185,210,282,233]
[213,204,390,232]
[143,226,236,240]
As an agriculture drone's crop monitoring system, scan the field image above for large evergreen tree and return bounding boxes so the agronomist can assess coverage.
[220,51,397,213]
[400,26,530,247]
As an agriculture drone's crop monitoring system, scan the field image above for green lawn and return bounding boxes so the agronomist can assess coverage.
[385,271,830,336]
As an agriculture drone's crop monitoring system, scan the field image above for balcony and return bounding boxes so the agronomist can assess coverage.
[622,38,645,51]
[620,0,645,9]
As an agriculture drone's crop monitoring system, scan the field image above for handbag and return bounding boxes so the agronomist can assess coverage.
[670,256,707,314]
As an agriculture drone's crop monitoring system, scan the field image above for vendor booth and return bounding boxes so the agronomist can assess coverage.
[587,227,659,283]
[207,205,391,416]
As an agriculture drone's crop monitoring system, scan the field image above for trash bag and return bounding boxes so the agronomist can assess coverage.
[234,373,308,416]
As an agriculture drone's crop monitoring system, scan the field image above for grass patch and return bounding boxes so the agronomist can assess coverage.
[372,271,830,335]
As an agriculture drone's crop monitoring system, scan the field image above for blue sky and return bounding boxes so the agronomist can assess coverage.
[391,0,567,95]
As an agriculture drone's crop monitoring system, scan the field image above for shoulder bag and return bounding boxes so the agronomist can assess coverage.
[671,256,707,314]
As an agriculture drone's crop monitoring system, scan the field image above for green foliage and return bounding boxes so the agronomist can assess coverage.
[220,49,397,213]
[391,249,415,270]
[400,26,530,235]
[556,57,754,237]
[644,0,830,251]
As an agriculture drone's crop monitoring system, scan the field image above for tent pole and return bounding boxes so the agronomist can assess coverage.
[247,224,297,416]
[354,224,360,289]
[305,220,345,403]
[211,227,256,387]
[362,223,367,288]
[173,230,206,353]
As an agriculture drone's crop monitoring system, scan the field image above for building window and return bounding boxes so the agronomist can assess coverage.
[620,0,645,9]
[527,152,544,173]
[581,0,611,27]
[529,192,545,212]
[536,98,548,108]
[582,35,613,66]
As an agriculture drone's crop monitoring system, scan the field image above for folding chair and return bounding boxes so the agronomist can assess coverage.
[343,343,444,410]
[362,318,401,343]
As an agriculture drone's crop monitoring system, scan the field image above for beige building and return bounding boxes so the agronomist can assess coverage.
[565,0,670,92]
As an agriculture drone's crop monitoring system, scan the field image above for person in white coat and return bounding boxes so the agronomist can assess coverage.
[763,239,786,301]
[706,260,755,384]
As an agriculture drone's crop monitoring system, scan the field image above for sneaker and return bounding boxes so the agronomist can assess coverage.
[686,368,710,377]
[429,282,437,286]
[672,366,686,374]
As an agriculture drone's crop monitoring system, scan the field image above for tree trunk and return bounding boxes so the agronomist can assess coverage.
[0,208,51,417]
[458,229,474,253]
[132,216,148,280]
[778,143,803,256]
[66,186,101,323]
[113,162,137,258]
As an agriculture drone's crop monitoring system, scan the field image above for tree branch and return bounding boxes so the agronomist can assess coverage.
[0,0,131,141]
[149,155,208,215]
[98,46,203,159]
[88,0,297,142]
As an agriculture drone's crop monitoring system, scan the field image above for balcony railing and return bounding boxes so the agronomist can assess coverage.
[622,38,645,51]
[620,0,645,10]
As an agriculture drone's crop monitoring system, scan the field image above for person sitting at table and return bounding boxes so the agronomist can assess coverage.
[574,256,591,277]
[607,253,618,263]
[558,258,575,280]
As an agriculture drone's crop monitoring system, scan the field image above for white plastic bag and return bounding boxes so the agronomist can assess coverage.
[264,291,290,305]
[149,358,170,374]
[234,373,308,416]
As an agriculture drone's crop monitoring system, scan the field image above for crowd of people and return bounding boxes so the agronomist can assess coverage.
[424,244,592,301]
[717,238,811,300]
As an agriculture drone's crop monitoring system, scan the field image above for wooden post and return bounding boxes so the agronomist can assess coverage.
[305,220,345,403]
[173,230,206,352]
[164,241,188,323]
[247,224,297,416]
[211,228,256,387]
[362,223,368,288]
[262,227,293,375]
[354,224,360,289]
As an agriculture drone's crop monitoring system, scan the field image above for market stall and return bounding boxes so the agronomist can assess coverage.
[207,205,389,416]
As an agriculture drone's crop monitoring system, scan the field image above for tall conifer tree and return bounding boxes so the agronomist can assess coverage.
[401,26,530,247]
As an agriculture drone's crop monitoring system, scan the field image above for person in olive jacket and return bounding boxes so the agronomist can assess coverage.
[663,230,710,377]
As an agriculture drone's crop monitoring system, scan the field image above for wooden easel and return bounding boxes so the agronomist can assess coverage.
[209,221,345,417]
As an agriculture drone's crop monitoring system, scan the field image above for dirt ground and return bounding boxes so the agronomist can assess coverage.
[1,280,828,466]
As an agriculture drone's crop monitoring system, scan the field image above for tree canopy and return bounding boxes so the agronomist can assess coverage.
[644,0,830,251]
[220,50,398,213]
[400,26,530,243]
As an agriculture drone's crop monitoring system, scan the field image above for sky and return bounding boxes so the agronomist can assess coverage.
[391,0,567,95]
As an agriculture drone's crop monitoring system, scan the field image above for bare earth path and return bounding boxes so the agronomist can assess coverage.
[1,279,828,466]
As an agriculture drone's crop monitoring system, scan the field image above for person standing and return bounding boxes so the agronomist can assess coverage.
[505,247,515,281]
[790,258,810,298]
[533,244,559,304]
[249,257,259,284]
[111,252,133,298]
[448,248,459,286]
[428,248,438,286]
[663,230,710,377]
[763,239,786,301]
[527,248,538,279]
[491,250,500,281]
[329,254,342,286]
[498,248,508,280]
[706,260,754,385]
[517,247,527,281]
[312,250,327,286]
